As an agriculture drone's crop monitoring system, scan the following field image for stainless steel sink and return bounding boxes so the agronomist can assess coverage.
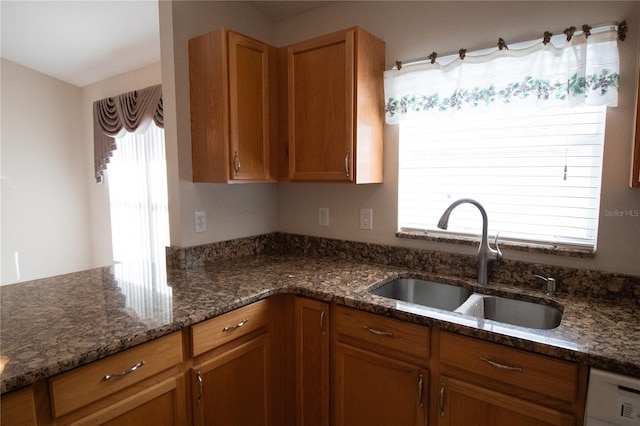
[481,295,562,329]
[371,278,563,330]
[371,278,473,311]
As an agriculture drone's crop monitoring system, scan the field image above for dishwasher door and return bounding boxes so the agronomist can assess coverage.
[585,368,640,426]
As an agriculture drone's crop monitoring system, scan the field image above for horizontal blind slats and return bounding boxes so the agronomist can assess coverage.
[398,105,606,247]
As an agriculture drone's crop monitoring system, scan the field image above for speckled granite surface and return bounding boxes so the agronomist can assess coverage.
[2,234,640,395]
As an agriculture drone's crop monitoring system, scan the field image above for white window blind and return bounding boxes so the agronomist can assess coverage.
[107,123,172,321]
[398,104,606,249]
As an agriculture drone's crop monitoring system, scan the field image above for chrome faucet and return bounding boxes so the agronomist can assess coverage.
[437,198,502,286]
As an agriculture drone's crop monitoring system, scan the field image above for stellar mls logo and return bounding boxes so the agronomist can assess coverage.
[603,209,640,217]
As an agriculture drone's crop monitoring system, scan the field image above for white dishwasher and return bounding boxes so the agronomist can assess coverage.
[585,368,640,425]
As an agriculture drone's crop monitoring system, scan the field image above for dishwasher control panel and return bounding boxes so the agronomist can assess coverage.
[585,368,640,426]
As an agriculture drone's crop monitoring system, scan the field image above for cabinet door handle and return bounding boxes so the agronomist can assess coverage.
[345,152,350,177]
[439,382,445,416]
[480,356,523,372]
[196,371,204,404]
[363,325,393,337]
[418,374,424,408]
[320,308,326,336]
[223,318,249,332]
[103,360,145,381]
[234,151,241,174]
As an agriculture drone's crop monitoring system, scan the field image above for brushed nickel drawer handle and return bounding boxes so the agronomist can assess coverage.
[480,356,523,372]
[223,318,249,332]
[345,152,350,177]
[363,325,393,337]
[103,360,145,381]
[196,371,204,404]
[234,151,241,174]
[439,382,445,416]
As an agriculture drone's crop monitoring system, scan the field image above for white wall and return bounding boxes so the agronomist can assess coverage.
[162,1,640,276]
[1,58,92,284]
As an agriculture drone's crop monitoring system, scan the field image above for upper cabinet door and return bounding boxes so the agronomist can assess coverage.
[228,32,272,182]
[288,30,355,182]
[287,28,385,184]
[189,28,276,183]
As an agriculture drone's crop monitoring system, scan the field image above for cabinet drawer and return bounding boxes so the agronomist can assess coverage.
[334,305,430,361]
[50,332,183,417]
[440,332,579,402]
[191,299,270,357]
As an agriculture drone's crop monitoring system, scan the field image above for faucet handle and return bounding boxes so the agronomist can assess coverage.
[493,233,502,261]
[534,274,556,296]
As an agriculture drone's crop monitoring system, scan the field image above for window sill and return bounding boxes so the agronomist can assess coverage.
[396,231,596,259]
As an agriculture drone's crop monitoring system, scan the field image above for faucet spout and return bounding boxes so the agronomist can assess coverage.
[437,198,502,286]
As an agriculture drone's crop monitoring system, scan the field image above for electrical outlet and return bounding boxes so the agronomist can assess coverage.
[194,211,207,233]
[318,207,329,227]
[360,208,373,230]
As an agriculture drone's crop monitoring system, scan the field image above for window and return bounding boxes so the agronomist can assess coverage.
[386,27,620,250]
[107,123,172,321]
[398,104,606,249]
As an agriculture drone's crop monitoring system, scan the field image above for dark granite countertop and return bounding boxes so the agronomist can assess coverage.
[2,253,640,394]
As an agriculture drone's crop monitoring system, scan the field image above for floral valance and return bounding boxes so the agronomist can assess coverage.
[93,84,163,183]
[384,28,620,124]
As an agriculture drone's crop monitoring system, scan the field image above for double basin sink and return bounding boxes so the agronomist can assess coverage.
[371,278,562,330]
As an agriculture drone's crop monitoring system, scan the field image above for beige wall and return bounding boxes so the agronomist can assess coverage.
[1,59,91,284]
[0,59,161,285]
[162,1,640,276]
[273,1,640,276]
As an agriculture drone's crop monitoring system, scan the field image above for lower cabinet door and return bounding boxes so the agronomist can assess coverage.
[295,297,330,426]
[192,333,270,426]
[333,342,428,426]
[0,386,37,426]
[66,374,188,426]
[438,376,576,426]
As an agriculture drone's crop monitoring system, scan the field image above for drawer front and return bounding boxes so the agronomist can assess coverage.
[50,331,183,417]
[334,305,430,361]
[439,332,579,402]
[191,299,270,357]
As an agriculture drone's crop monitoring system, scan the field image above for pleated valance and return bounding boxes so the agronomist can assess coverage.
[94,84,164,183]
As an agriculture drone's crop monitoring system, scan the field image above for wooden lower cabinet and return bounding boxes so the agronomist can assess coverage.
[334,343,428,426]
[438,376,575,426]
[436,331,587,426]
[191,332,271,426]
[2,297,592,426]
[332,306,430,426]
[47,332,187,425]
[61,373,187,426]
[0,386,37,426]
[294,298,329,426]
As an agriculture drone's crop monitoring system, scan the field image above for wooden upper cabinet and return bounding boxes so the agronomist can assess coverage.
[189,28,278,183]
[286,27,385,183]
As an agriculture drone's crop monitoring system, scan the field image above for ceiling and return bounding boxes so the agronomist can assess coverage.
[0,1,331,88]
[1,1,161,87]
